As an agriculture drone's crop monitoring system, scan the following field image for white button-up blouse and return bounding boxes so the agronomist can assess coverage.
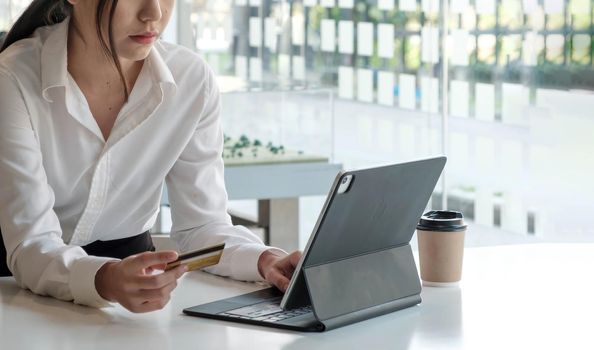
[0,17,281,308]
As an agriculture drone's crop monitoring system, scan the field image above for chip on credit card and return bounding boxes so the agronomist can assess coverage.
[165,243,225,272]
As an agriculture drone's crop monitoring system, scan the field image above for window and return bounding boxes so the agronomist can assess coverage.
[2,0,593,245]
[0,0,27,33]
[180,0,594,244]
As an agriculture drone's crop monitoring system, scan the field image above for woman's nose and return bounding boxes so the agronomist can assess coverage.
[139,0,163,23]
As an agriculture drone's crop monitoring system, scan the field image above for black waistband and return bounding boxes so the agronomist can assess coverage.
[0,229,154,277]
[80,231,155,259]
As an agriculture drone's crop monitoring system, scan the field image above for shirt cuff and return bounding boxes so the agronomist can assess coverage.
[69,256,120,308]
[230,243,288,282]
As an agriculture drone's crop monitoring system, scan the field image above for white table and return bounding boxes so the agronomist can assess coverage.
[1,244,593,349]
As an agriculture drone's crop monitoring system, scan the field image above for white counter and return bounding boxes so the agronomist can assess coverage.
[1,244,592,349]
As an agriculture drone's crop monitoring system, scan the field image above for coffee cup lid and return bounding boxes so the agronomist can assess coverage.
[417,210,467,232]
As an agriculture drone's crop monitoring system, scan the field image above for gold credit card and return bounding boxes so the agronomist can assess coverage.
[165,243,225,272]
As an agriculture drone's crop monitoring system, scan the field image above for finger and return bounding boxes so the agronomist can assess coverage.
[131,295,171,313]
[135,264,186,289]
[279,262,296,278]
[288,251,302,267]
[134,280,178,303]
[145,262,168,274]
[127,251,178,271]
[267,270,291,292]
[279,253,301,276]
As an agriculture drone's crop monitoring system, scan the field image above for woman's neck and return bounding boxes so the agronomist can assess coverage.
[66,19,143,97]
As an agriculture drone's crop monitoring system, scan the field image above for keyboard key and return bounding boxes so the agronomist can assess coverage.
[253,316,271,321]
[224,304,313,323]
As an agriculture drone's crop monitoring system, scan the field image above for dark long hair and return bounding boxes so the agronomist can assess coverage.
[0,0,129,101]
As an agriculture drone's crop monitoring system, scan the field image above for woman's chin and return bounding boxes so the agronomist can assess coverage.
[119,46,153,63]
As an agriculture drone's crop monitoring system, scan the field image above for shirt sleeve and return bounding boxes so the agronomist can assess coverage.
[165,65,287,282]
[0,68,116,308]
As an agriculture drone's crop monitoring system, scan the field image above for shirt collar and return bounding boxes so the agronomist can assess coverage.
[40,17,70,103]
[146,42,177,97]
[40,16,177,102]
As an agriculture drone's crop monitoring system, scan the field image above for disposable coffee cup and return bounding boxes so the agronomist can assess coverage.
[416,210,467,287]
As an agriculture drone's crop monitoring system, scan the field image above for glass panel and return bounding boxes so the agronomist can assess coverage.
[444,0,594,243]
[2,0,593,245]
[0,0,29,34]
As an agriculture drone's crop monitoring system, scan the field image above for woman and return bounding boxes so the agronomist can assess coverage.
[0,0,301,313]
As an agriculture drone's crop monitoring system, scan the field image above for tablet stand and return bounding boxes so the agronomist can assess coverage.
[302,244,421,331]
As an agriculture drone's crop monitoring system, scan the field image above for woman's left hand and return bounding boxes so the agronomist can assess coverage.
[257,250,302,292]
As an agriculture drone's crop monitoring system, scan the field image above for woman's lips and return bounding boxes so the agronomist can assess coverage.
[129,33,157,44]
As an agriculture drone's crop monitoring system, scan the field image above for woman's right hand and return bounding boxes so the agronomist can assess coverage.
[95,251,187,313]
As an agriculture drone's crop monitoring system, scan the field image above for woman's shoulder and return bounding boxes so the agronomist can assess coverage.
[0,26,50,83]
